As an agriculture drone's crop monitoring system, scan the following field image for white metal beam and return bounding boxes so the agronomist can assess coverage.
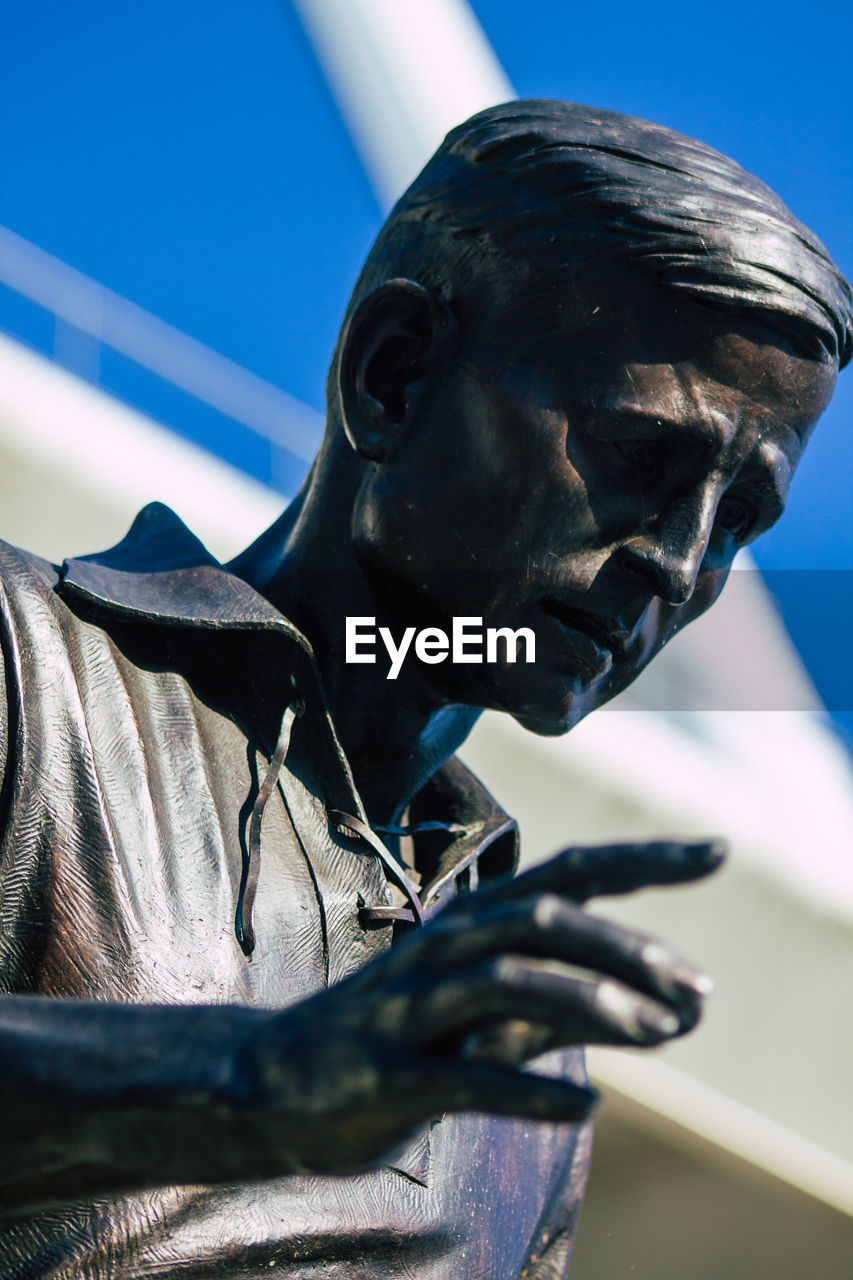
[0,333,282,563]
[291,0,515,208]
[0,225,323,462]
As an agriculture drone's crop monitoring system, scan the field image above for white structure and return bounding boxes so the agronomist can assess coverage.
[0,332,282,564]
[290,0,514,207]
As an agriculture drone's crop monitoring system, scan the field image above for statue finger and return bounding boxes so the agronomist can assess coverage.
[483,838,726,905]
[414,893,711,1020]
[418,1056,599,1124]
[410,955,690,1050]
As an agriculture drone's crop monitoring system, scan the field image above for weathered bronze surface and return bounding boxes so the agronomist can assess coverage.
[0,101,849,1278]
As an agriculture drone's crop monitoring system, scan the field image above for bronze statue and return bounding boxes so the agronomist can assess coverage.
[0,101,849,1278]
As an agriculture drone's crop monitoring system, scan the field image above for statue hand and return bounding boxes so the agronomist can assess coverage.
[237,839,724,1175]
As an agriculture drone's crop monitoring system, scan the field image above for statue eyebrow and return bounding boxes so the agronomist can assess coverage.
[593,404,730,444]
[601,404,794,516]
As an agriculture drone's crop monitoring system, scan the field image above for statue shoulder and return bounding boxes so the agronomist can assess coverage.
[0,538,71,830]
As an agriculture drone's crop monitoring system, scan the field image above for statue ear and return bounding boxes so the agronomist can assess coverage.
[337,279,454,461]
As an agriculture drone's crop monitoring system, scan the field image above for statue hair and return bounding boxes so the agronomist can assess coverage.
[330,99,852,400]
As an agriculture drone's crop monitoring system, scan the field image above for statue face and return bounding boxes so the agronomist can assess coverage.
[352,274,836,734]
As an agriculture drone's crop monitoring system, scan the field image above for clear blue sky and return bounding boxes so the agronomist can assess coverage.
[1,0,851,712]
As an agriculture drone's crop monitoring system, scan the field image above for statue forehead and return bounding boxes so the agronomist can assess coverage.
[451,264,716,364]
[444,268,836,443]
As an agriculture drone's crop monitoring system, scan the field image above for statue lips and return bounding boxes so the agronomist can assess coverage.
[540,598,633,677]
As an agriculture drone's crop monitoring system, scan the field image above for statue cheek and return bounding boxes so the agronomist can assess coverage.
[694,566,730,614]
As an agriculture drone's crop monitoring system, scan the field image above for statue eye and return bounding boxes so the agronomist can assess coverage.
[615,439,665,482]
[716,495,753,539]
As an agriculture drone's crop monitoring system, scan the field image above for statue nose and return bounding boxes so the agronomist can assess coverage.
[614,486,719,606]
[613,532,707,606]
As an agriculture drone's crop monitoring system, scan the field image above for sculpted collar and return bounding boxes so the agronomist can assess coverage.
[58,502,519,915]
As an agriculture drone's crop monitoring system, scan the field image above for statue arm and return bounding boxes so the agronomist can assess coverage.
[0,841,722,1211]
[0,995,286,1209]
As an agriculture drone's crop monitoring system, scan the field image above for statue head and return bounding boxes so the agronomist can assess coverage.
[322,101,851,733]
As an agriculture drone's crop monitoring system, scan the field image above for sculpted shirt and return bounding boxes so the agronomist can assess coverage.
[0,503,591,1280]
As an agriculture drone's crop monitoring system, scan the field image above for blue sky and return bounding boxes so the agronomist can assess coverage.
[1,0,851,711]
